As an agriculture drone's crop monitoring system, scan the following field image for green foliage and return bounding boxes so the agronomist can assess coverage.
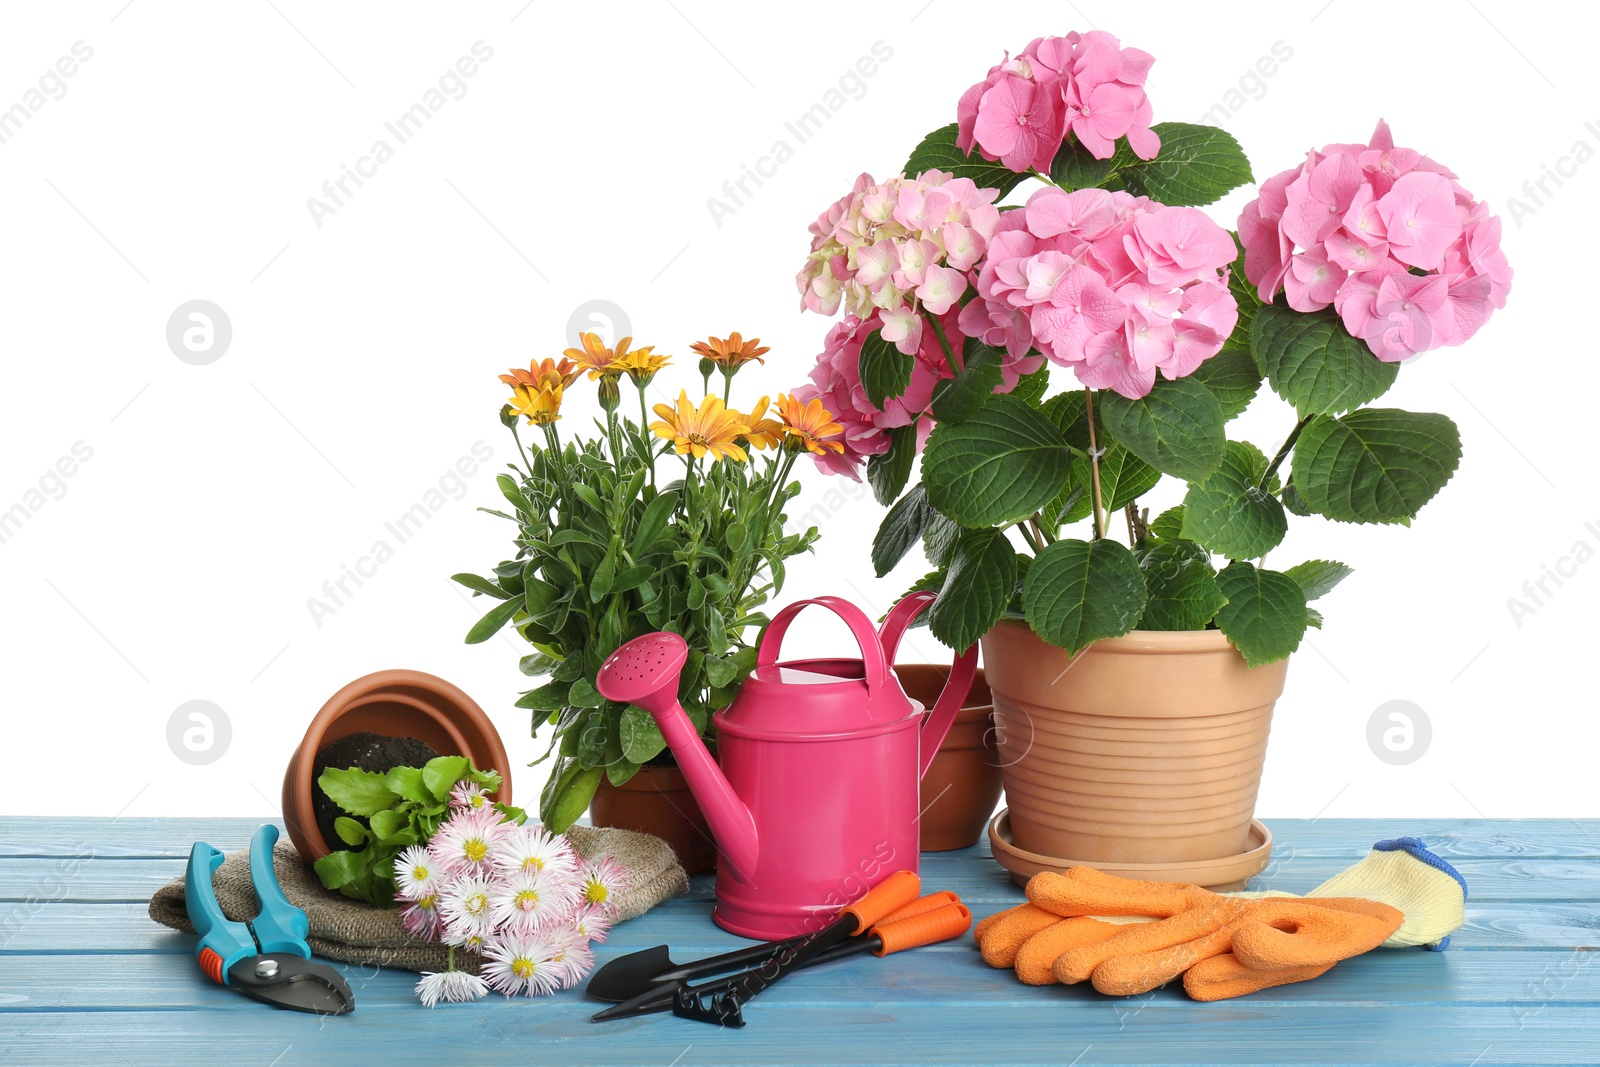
[1283,559,1354,602]
[1187,347,1262,422]
[1050,136,1113,189]
[1291,409,1462,524]
[923,395,1074,527]
[867,425,917,506]
[1252,305,1400,417]
[312,758,514,906]
[928,528,1017,651]
[931,338,1007,424]
[461,375,818,831]
[1023,539,1147,655]
[1181,441,1288,560]
[1137,540,1227,632]
[859,328,911,408]
[873,483,931,578]
[904,123,1030,198]
[1099,376,1227,482]
[1214,561,1310,668]
[1103,123,1254,206]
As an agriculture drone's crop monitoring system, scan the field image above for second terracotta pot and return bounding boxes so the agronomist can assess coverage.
[981,622,1288,865]
[898,664,1000,852]
[589,762,717,876]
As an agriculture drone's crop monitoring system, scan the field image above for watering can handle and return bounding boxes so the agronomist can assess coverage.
[757,597,889,693]
[875,593,980,780]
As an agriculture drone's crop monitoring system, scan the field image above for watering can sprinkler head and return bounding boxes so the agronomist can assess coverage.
[596,631,762,883]
[597,633,689,715]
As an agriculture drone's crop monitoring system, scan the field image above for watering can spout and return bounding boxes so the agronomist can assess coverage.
[647,702,761,882]
[596,633,760,882]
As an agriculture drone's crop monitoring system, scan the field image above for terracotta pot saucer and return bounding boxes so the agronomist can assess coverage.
[986,808,1273,892]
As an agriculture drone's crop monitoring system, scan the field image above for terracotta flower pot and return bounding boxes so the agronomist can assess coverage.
[981,622,1288,865]
[589,762,716,876]
[282,669,512,863]
[898,664,1001,852]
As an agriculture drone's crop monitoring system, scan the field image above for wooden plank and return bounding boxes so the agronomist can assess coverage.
[0,1002,1596,1066]
[2,947,1599,1014]
[14,854,1588,904]
[0,818,268,859]
[7,899,1600,957]
[4,816,1599,858]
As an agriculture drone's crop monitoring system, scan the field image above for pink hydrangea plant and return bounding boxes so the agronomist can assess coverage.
[957,186,1239,399]
[1238,120,1511,361]
[956,31,1160,172]
[796,170,1000,354]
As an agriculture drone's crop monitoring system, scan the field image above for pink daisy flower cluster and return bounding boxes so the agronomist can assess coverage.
[958,186,1240,399]
[395,806,629,1005]
[956,31,1160,173]
[1238,119,1511,362]
[791,307,964,480]
[796,170,1000,355]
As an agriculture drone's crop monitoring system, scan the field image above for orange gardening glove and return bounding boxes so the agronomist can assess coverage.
[1025,867,1208,918]
[1084,895,1403,1000]
[976,869,1405,1001]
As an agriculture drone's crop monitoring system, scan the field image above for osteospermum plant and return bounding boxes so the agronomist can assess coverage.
[791,30,1509,667]
[458,332,843,830]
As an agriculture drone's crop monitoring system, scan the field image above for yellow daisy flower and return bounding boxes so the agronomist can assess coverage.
[650,391,752,463]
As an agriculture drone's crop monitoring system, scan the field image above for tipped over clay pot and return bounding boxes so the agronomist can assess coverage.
[282,669,511,862]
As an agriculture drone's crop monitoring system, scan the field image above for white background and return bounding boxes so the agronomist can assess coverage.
[1,1,1593,823]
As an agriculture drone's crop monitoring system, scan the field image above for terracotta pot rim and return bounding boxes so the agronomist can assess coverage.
[285,669,509,862]
[989,619,1249,656]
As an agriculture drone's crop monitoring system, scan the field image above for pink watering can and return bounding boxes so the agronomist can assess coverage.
[597,592,977,939]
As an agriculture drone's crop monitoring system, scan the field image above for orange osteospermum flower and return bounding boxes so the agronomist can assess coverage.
[507,382,564,425]
[563,332,637,380]
[616,347,672,385]
[689,332,770,370]
[500,357,580,391]
[739,396,785,451]
[777,394,845,455]
[650,391,751,463]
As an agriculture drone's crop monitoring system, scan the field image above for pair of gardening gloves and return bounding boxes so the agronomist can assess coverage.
[974,837,1467,1001]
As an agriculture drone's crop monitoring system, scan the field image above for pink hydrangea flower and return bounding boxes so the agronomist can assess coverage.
[791,308,967,480]
[957,186,1238,399]
[797,170,1000,354]
[956,31,1160,173]
[1239,119,1511,361]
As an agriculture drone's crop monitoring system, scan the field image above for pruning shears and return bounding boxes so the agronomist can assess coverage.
[184,824,354,1015]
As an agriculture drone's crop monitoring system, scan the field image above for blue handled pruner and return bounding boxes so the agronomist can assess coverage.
[185,824,354,1015]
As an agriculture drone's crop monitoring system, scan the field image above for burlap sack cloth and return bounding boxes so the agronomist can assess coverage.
[148,824,689,975]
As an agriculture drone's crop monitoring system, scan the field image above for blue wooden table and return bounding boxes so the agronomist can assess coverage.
[2,817,1597,1065]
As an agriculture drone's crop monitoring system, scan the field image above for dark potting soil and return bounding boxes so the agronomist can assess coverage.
[312,732,440,852]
